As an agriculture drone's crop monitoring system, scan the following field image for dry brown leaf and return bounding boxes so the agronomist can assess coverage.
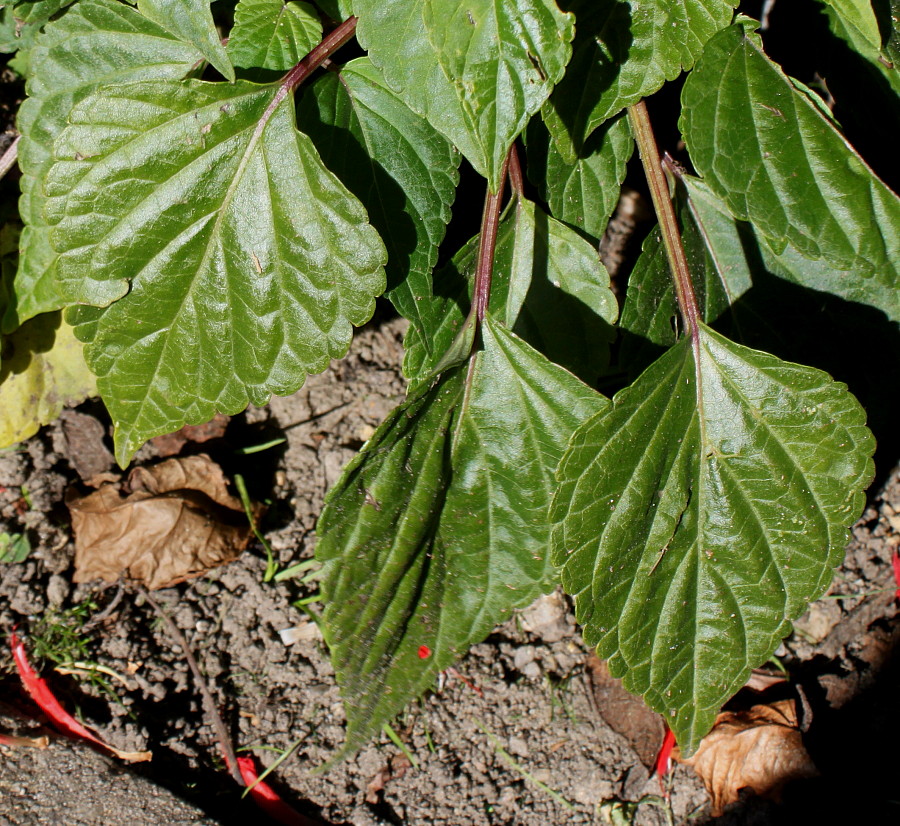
[586,655,665,769]
[149,414,230,457]
[68,455,257,590]
[680,699,819,816]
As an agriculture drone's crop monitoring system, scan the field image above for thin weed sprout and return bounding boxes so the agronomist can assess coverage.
[237,736,304,797]
[233,466,322,586]
[234,473,278,581]
[598,794,675,826]
[544,672,578,725]
[382,721,419,769]
[27,599,125,706]
[474,718,574,812]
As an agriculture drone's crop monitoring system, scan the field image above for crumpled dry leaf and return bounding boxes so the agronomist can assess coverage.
[149,413,230,458]
[680,699,818,816]
[587,655,665,769]
[68,455,257,590]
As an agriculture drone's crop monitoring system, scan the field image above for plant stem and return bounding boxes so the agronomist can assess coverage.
[507,143,524,196]
[138,586,244,787]
[0,136,19,181]
[472,152,509,325]
[263,16,358,119]
[628,101,700,337]
[284,16,358,92]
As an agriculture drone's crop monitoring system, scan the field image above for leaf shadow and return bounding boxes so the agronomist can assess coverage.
[295,88,421,300]
[0,310,62,384]
[511,206,617,385]
[544,0,633,152]
[719,261,900,488]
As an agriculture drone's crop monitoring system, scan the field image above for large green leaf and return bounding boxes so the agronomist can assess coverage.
[552,324,874,754]
[6,0,202,332]
[680,20,900,289]
[404,196,617,385]
[317,314,606,758]
[297,57,460,329]
[351,0,574,191]
[682,175,900,324]
[44,79,386,464]
[136,0,234,80]
[226,0,322,71]
[526,112,633,244]
[543,0,737,158]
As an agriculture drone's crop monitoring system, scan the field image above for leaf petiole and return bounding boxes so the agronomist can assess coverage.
[627,100,700,338]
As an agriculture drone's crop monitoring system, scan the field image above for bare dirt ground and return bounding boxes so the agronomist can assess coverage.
[1,313,899,826]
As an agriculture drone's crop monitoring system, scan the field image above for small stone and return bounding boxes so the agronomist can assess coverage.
[507,737,529,758]
[519,590,570,642]
[522,661,542,680]
[513,645,536,671]
[45,574,70,607]
[278,622,321,646]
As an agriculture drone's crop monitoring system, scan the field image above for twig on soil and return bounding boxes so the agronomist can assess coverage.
[282,401,352,431]
[136,586,244,786]
[0,135,19,181]
[82,584,125,631]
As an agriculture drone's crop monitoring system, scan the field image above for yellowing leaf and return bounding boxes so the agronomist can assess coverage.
[0,314,96,449]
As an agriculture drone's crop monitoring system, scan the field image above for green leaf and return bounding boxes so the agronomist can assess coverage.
[543,0,738,156]
[883,0,900,66]
[404,196,617,385]
[0,313,97,449]
[297,56,460,328]
[317,314,606,758]
[351,0,574,191]
[137,0,235,80]
[680,21,900,290]
[44,78,386,465]
[618,227,679,376]
[6,0,203,332]
[310,0,350,22]
[226,0,322,71]
[621,172,900,376]
[819,0,882,53]
[682,175,900,324]
[0,0,75,59]
[552,323,874,754]
[526,112,633,245]
[9,0,76,28]
[618,174,756,378]
[817,0,900,96]
[0,531,32,564]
